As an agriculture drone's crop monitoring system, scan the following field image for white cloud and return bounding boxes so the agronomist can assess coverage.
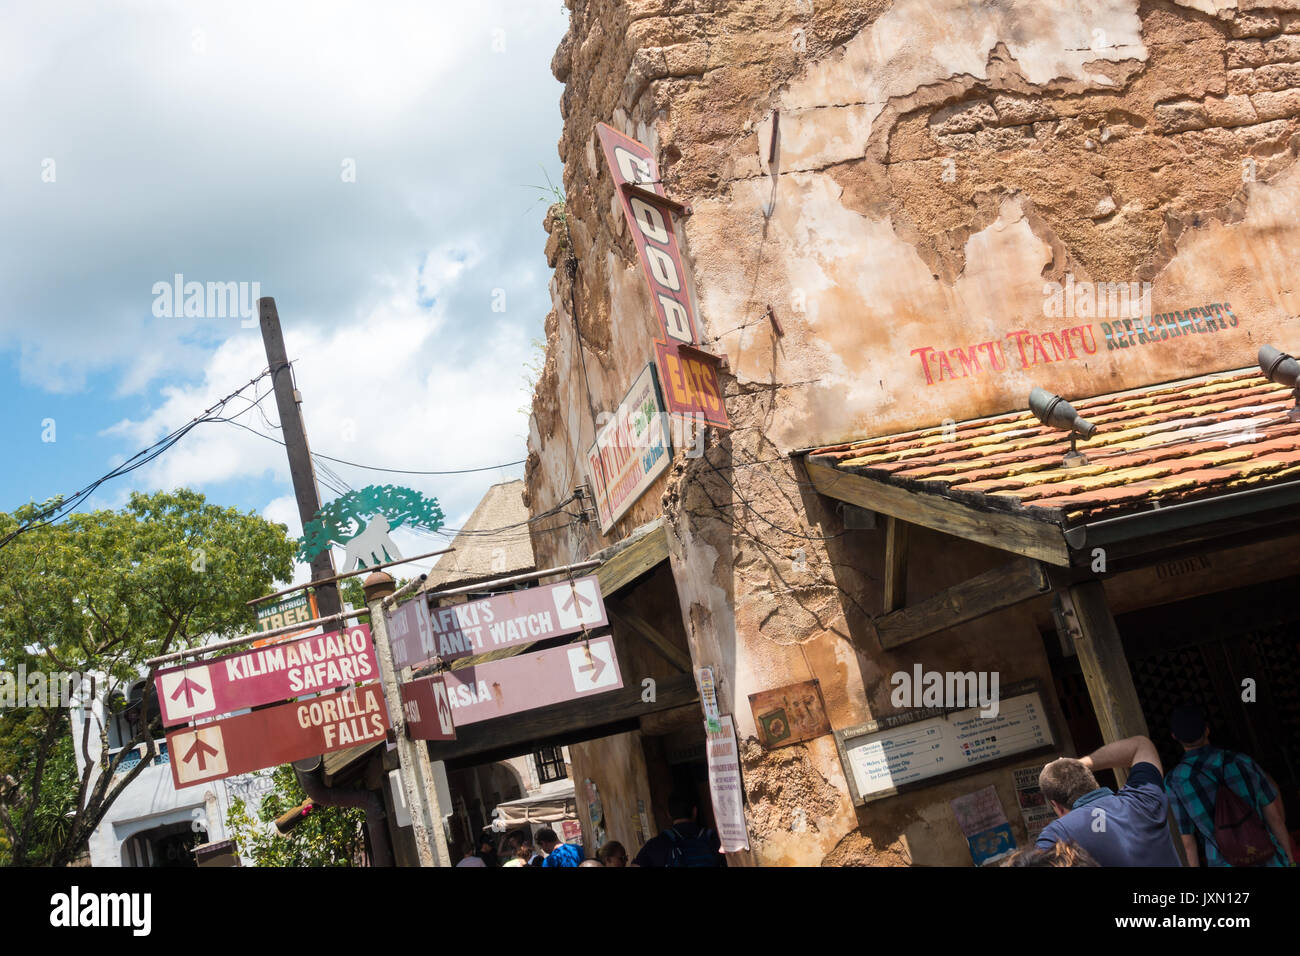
[1,0,568,393]
[106,256,535,577]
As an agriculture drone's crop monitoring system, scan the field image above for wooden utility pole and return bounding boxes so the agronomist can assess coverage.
[259,297,341,618]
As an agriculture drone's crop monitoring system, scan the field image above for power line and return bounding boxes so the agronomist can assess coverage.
[1,368,274,550]
[216,417,526,476]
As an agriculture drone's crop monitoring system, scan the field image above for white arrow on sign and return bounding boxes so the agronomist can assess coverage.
[173,726,227,784]
[159,664,215,721]
[434,680,454,736]
[568,642,619,692]
[553,578,603,629]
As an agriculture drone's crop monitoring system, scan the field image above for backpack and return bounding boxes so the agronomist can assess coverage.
[1186,754,1276,867]
[663,826,723,867]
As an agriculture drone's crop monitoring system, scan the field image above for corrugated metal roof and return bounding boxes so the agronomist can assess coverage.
[807,368,1300,527]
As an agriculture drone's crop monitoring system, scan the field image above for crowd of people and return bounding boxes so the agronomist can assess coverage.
[455,703,1292,869]
[455,794,725,867]
[1001,704,1294,867]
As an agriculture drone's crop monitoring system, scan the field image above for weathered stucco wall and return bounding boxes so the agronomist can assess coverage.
[528,0,1300,865]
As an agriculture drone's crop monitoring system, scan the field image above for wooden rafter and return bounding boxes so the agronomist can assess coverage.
[875,559,1051,649]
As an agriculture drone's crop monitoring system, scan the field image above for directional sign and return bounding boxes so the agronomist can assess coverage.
[155,624,378,727]
[390,575,609,669]
[253,590,320,646]
[431,635,623,728]
[399,674,456,741]
[166,683,390,789]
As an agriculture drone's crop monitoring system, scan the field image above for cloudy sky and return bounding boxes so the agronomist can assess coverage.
[1,1,570,582]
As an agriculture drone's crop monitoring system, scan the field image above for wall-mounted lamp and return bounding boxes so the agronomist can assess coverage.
[1029,386,1098,467]
[1258,345,1300,421]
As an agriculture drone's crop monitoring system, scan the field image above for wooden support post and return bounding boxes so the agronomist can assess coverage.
[883,517,909,613]
[1056,580,1149,787]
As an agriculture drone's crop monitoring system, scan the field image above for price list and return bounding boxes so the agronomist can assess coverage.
[843,692,1052,801]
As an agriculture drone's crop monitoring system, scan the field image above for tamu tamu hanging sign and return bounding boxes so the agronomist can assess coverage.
[595,123,730,430]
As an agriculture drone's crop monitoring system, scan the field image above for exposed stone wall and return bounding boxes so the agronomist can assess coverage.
[527,0,1300,865]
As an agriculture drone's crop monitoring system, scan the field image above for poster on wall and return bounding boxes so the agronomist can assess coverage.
[949,785,1017,866]
[584,778,606,847]
[705,715,750,853]
[695,666,722,734]
[1013,763,1056,841]
[748,679,831,749]
[586,362,673,534]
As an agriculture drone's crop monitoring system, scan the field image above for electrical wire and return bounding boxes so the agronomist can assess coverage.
[1,369,274,550]
[215,417,526,476]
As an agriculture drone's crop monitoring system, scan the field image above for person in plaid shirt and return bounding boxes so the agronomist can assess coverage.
[1164,705,1293,867]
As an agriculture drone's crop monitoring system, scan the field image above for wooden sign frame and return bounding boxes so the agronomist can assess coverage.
[833,678,1058,806]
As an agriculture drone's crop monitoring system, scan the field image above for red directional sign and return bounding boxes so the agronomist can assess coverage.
[399,674,456,741]
[165,683,390,789]
[155,624,377,727]
[390,576,609,669]
[430,635,622,728]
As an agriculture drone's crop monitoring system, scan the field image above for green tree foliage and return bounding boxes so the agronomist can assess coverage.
[297,485,444,564]
[225,765,365,867]
[0,489,294,866]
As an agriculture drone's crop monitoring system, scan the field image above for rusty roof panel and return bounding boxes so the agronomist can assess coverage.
[806,368,1300,527]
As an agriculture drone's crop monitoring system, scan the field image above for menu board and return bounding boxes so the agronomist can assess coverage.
[834,684,1054,805]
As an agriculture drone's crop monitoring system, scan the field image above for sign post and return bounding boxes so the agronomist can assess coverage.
[373,591,451,867]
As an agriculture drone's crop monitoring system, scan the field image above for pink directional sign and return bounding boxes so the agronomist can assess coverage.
[155,624,378,727]
[390,575,609,669]
[433,635,622,727]
[166,683,390,790]
[400,674,456,741]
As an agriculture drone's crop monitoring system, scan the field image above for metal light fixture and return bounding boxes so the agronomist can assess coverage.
[1029,386,1098,467]
[1258,345,1300,421]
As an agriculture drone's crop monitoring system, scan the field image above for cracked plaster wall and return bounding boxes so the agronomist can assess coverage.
[526,0,1300,865]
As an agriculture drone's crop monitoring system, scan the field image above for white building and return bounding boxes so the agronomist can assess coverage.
[71,672,271,867]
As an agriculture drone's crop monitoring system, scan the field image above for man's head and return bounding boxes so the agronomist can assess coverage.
[1170,704,1209,750]
[578,859,603,867]
[535,828,560,852]
[667,793,697,823]
[1039,757,1101,817]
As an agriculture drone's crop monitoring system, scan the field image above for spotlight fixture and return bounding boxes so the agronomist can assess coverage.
[1029,386,1098,467]
[1258,345,1300,421]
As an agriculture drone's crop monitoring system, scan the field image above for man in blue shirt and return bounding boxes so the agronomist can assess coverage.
[537,828,585,867]
[1036,735,1182,866]
[1164,705,1292,867]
